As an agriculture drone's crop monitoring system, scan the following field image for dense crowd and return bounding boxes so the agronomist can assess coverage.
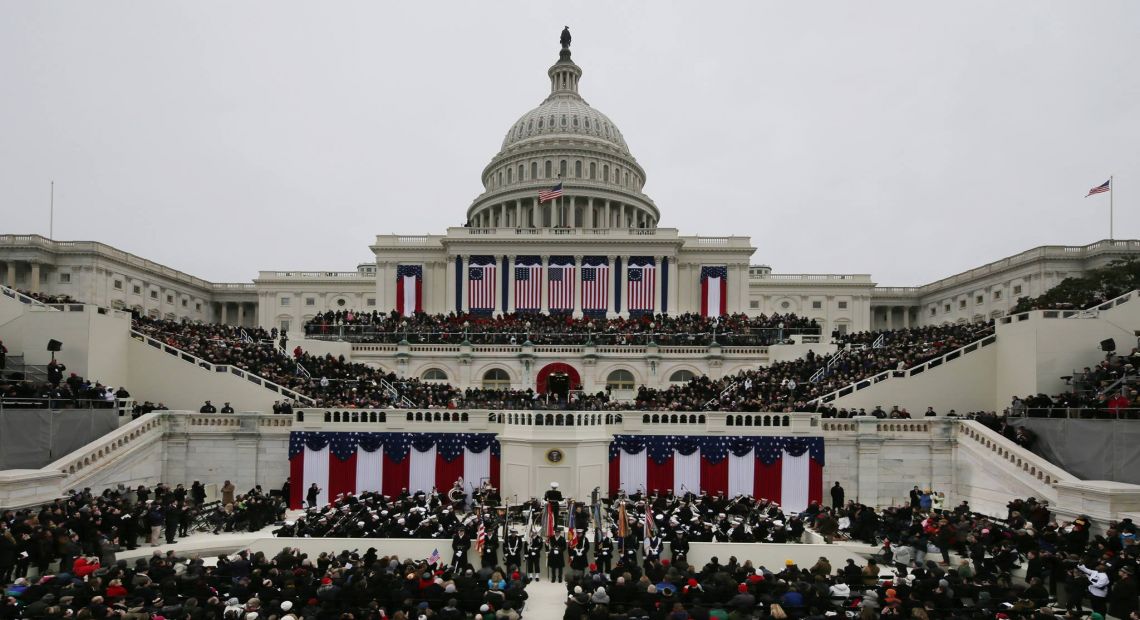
[1011,258,1140,314]
[0,357,127,409]
[304,310,819,346]
[1009,349,1140,419]
[11,288,81,305]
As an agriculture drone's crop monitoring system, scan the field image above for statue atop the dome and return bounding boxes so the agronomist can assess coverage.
[560,26,571,50]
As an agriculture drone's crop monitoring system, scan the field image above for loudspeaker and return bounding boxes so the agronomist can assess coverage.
[1100,338,1116,352]
[46,339,63,352]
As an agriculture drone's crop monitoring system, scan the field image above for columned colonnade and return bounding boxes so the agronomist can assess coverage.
[470,194,657,229]
[1,259,44,292]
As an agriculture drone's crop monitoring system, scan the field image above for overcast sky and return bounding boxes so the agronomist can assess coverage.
[2,2,1138,286]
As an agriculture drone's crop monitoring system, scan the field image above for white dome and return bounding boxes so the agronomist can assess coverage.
[501,97,630,153]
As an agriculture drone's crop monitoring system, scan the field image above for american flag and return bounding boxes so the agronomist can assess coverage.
[548,259,575,312]
[627,260,656,313]
[476,518,486,554]
[514,259,542,311]
[539,182,564,203]
[581,261,609,313]
[427,548,441,566]
[1086,179,1111,197]
[468,259,497,312]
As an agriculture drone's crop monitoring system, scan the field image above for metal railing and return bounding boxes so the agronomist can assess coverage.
[302,325,819,347]
[0,284,61,310]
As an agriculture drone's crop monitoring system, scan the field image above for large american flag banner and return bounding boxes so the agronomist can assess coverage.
[468,256,497,314]
[548,256,576,313]
[700,265,728,318]
[288,431,501,508]
[581,257,609,316]
[514,257,542,312]
[608,435,823,512]
[396,264,423,317]
[627,257,656,314]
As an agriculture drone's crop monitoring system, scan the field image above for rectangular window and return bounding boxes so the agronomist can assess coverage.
[975,295,984,304]
[305,297,315,306]
[1013,285,1022,295]
[181,299,188,307]
[59,273,71,283]
[280,320,291,333]
[150,290,158,299]
[366,298,376,307]
[959,299,967,309]
[132,285,141,295]
[930,307,937,316]
[812,301,822,309]
[113,280,123,290]
[836,323,848,335]
[993,290,1002,300]
[195,302,201,311]
[280,296,291,306]
[838,301,848,309]
[944,303,951,313]
[166,294,174,304]
[749,300,760,309]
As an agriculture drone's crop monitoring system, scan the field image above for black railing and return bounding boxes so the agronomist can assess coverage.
[302,326,820,347]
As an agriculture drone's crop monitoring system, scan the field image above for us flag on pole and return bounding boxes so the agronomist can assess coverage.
[548,257,575,312]
[514,257,542,312]
[539,182,564,203]
[627,257,656,314]
[476,518,486,554]
[581,258,609,315]
[468,257,497,314]
[1086,179,1111,197]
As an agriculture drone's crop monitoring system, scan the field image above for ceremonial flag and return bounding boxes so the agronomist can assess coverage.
[567,502,577,548]
[617,501,629,539]
[514,257,542,312]
[468,257,497,313]
[395,265,423,317]
[287,432,501,509]
[548,257,576,312]
[627,258,656,314]
[539,182,564,203]
[1086,179,1111,197]
[427,548,441,566]
[608,434,824,513]
[543,500,556,539]
[643,503,655,540]
[476,517,486,553]
[581,259,609,315]
[700,266,728,318]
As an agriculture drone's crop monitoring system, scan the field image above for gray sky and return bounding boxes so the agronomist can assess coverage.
[2,1,1138,286]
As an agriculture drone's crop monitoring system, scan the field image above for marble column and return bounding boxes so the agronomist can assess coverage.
[586,197,594,229]
[604,201,611,229]
[506,255,517,313]
[618,256,629,316]
[573,255,584,317]
[885,307,893,330]
[606,255,617,317]
[461,256,470,313]
[667,258,679,316]
[4,262,15,288]
[540,255,550,314]
[653,256,664,312]
[220,303,229,325]
[29,262,41,293]
[445,257,457,313]
[531,200,540,228]
[238,303,246,327]
[569,197,577,228]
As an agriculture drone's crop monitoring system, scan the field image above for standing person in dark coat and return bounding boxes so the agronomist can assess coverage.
[831,482,845,508]
[909,486,922,509]
[0,528,17,584]
[164,501,181,544]
[547,529,567,583]
[178,501,193,537]
[451,527,471,570]
[190,481,206,506]
[47,360,65,387]
[1109,567,1138,620]
[305,483,320,509]
[503,530,523,572]
[568,534,590,580]
[595,532,614,573]
[525,533,543,582]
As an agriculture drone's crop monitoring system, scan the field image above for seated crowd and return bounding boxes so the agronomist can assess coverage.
[304,311,819,347]
[10,288,81,305]
[1010,347,1140,419]
[0,358,127,409]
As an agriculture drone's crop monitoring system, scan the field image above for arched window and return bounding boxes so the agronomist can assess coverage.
[574,160,582,178]
[603,165,609,182]
[606,369,635,390]
[559,160,567,177]
[545,161,552,178]
[669,369,697,384]
[482,368,511,389]
[518,164,524,182]
[422,368,449,382]
[531,162,538,180]
[589,162,596,179]
[507,168,513,183]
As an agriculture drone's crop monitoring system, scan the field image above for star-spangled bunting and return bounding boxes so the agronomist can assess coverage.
[289,431,500,462]
[608,434,823,466]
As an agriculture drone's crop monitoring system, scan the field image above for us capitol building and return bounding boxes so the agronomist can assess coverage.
[2,32,1139,392]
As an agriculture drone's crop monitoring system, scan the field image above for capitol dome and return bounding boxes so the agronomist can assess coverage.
[467,34,658,231]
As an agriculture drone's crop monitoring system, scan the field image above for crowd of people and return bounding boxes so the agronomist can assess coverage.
[304,310,819,347]
[1010,258,1140,315]
[0,357,128,409]
[1009,348,1140,419]
[10,288,80,305]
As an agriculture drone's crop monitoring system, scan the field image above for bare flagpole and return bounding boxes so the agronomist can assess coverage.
[1110,175,1114,241]
[50,180,54,240]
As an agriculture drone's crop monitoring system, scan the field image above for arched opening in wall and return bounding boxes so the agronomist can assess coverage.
[421,368,449,382]
[668,369,697,385]
[574,160,582,178]
[531,162,538,180]
[536,362,581,395]
[545,161,552,178]
[482,368,511,390]
[606,369,635,391]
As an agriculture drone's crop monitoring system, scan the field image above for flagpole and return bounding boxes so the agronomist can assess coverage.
[1110,175,1114,241]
